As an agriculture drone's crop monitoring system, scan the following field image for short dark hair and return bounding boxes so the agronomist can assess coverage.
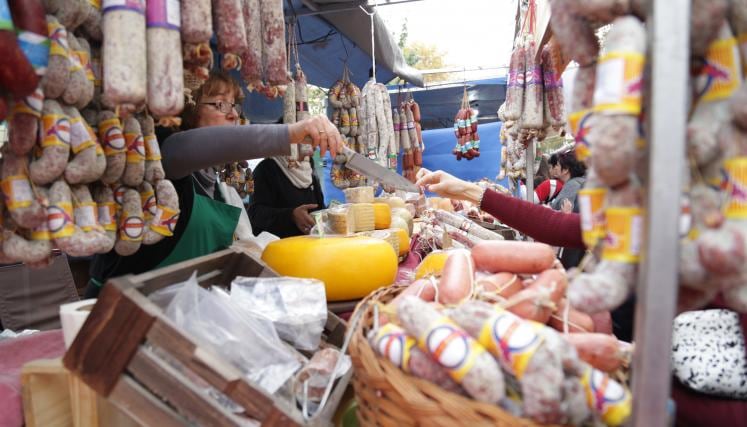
[557,150,586,178]
[549,153,559,167]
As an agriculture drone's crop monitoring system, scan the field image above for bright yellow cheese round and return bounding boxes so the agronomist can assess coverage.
[414,250,452,279]
[261,236,398,301]
[373,203,392,229]
[392,228,410,257]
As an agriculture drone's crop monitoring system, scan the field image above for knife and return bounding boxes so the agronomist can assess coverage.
[297,143,420,193]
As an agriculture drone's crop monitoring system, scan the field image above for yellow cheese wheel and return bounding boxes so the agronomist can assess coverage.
[261,236,398,301]
[392,228,410,257]
[373,203,392,229]
[414,250,452,279]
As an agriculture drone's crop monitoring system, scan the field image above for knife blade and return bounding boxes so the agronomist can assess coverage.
[342,146,420,193]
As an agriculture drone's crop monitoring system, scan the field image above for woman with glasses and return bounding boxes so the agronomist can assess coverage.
[85,71,341,297]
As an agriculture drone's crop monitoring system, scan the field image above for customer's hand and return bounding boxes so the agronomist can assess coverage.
[288,115,341,158]
[560,198,574,213]
[415,169,484,204]
[292,204,318,234]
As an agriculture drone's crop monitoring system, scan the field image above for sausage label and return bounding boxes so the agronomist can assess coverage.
[150,205,179,236]
[98,202,117,231]
[579,188,607,248]
[76,50,95,82]
[723,157,747,219]
[91,55,102,88]
[419,316,484,382]
[698,36,740,103]
[144,135,162,160]
[580,367,631,426]
[103,0,145,14]
[569,109,593,162]
[602,207,643,264]
[140,188,156,219]
[17,31,50,75]
[119,211,144,241]
[0,1,12,31]
[477,309,544,379]
[48,202,75,239]
[373,323,415,372]
[74,202,99,232]
[12,88,44,118]
[113,185,127,206]
[31,220,51,241]
[593,52,645,115]
[125,133,145,163]
[1,176,34,210]
[41,114,71,148]
[739,33,747,77]
[99,118,126,155]
[70,117,96,153]
[90,0,101,8]
[146,0,180,30]
[48,20,69,56]
[67,48,84,72]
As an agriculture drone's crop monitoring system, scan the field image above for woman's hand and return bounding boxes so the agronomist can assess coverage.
[560,198,574,213]
[288,115,342,158]
[292,204,318,234]
[415,169,485,204]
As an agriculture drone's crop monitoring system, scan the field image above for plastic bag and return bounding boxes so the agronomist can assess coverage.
[231,277,328,351]
[310,204,356,236]
[161,273,302,394]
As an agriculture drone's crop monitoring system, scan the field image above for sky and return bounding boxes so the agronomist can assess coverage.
[377,0,519,81]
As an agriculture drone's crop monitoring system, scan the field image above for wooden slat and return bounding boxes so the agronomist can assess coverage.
[64,280,156,396]
[127,346,249,427]
[21,359,72,427]
[109,375,186,427]
[135,249,237,295]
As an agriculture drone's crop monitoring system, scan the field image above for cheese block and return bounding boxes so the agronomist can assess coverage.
[327,205,355,235]
[356,230,399,257]
[344,186,374,203]
[351,203,375,232]
[261,236,398,301]
[386,227,410,257]
[373,203,392,229]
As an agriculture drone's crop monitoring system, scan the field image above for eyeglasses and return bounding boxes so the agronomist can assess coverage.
[200,100,242,115]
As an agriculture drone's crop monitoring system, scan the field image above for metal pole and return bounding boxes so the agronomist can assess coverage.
[526,139,535,202]
[631,0,689,424]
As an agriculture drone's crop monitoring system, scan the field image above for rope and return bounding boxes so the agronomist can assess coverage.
[359,0,378,81]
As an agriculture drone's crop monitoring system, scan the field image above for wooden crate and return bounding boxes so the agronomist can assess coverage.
[63,247,351,427]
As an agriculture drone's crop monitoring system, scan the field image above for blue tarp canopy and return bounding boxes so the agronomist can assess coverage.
[321,120,507,205]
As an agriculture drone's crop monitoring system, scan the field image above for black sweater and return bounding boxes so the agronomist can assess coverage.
[248,159,325,238]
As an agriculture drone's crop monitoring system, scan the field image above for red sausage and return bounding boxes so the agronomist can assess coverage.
[437,248,475,304]
[471,240,557,274]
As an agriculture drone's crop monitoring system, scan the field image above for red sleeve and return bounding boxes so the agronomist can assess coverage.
[535,180,550,202]
[480,189,586,248]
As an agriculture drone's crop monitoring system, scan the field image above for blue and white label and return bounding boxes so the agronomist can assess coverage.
[17,31,50,75]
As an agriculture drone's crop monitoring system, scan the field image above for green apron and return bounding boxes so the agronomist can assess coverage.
[156,181,241,268]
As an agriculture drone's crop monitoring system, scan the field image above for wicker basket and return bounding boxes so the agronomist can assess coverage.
[349,285,544,427]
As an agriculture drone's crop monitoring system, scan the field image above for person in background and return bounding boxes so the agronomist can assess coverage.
[549,150,587,213]
[86,71,341,297]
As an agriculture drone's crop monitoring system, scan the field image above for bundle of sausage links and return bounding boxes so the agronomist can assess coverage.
[0,0,180,266]
[451,90,480,161]
[394,94,424,181]
[552,0,747,314]
[369,240,632,426]
[328,70,366,189]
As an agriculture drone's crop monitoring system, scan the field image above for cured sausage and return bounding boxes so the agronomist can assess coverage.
[505,269,567,324]
[143,179,179,245]
[471,240,556,274]
[396,296,505,404]
[565,333,631,373]
[41,0,86,30]
[213,0,247,54]
[63,105,101,184]
[121,115,145,187]
[504,40,525,122]
[146,0,184,118]
[240,0,263,89]
[101,0,146,111]
[0,148,46,230]
[40,15,69,100]
[8,0,49,77]
[138,114,166,183]
[0,0,39,98]
[8,87,43,156]
[73,36,95,109]
[450,301,565,424]
[181,0,210,44]
[549,0,599,68]
[92,183,117,249]
[2,224,52,264]
[72,184,113,253]
[48,179,102,257]
[29,99,70,185]
[522,40,543,129]
[115,188,144,256]
[260,0,289,85]
[436,249,475,304]
[81,0,102,41]
[541,43,565,129]
[690,0,728,59]
[98,110,127,184]
[368,323,464,394]
[566,0,635,24]
[62,34,89,106]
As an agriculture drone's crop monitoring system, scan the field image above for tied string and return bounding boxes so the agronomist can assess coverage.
[359,0,378,81]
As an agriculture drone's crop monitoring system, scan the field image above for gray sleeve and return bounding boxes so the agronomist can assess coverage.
[551,179,582,210]
[161,124,291,180]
